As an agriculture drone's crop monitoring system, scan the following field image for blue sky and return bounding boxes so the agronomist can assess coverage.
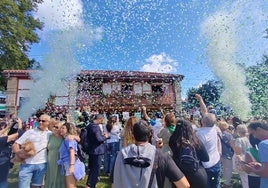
[29,0,268,98]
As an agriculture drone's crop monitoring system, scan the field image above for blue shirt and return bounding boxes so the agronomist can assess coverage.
[258,140,268,188]
[58,138,77,163]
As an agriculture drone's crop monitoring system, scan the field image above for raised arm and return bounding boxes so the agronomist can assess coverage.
[141,106,150,121]
[195,94,208,115]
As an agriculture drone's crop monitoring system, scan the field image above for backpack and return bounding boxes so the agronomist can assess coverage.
[124,147,159,188]
[77,143,87,163]
[79,127,90,154]
[219,133,234,160]
[76,127,90,163]
[178,141,199,174]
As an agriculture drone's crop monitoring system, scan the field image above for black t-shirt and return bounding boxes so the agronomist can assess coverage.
[155,150,185,187]
[0,136,8,149]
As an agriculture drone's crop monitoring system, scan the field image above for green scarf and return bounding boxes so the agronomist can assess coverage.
[167,124,175,134]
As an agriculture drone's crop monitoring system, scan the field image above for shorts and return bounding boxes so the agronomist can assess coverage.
[63,162,72,176]
[18,163,46,188]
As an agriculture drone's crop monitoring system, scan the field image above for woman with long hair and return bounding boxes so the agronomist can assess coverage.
[122,116,138,147]
[103,115,121,175]
[169,119,209,188]
[58,122,78,188]
[45,121,66,188]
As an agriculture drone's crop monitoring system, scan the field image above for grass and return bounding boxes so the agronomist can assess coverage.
[8,163,112,188]
[8,163,243,188]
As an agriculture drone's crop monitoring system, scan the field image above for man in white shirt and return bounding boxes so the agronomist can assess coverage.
[13,114,51,188]
[195,94,222,188]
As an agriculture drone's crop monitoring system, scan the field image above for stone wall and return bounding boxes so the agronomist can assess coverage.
[6,77,18,115]
[174,80,182,115]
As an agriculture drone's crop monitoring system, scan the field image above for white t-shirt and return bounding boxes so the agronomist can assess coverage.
[196,126,221,168]
[150,118,162,139]
[15,128,51,164]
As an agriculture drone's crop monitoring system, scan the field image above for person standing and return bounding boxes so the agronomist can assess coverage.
[85,114,109,188]
[195,94,222,188]
[158,112,176,155]
[57,122,79,188]
[12,114,51,188]
[243,122,268,188]
[233,124,251,188]
[169,119,209,188]
[122,116,138,147]
[112,119,190,188]
[103,115,121,175]
[218,120,234,188]
[45,121,66,188]
[244,134,261,188]
[141,106,163,144]
[0,119,23,188]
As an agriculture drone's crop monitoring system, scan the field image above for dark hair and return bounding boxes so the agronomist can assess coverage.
[106,116,117,132]
[132,120,152,142]
[232,116,242,129]
[169,119,201,155]
[248,121,268,131]
[63,122,76,135]
[249,134,261,149]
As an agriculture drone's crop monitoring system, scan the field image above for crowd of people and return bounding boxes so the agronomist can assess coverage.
[1,94,268,188]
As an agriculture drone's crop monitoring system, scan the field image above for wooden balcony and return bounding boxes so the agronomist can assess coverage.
[76,92,175,112]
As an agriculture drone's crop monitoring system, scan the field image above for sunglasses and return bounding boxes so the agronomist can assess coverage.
[39,119,47,123]
[53,126,59,129]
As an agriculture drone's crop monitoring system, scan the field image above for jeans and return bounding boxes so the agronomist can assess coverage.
[18,163,47,188]
[205,161,221,188]
[104,142,120,173]
[248,175,260,188]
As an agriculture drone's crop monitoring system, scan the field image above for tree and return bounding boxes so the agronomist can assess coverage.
[0,0,43,90]
[185,80,223,109]
[246,55,268,117]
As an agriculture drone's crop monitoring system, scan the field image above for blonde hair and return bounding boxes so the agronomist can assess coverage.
[236,124,248,136]
[218,121,229,131]
[123,116,138,147]
[63,122,77,135]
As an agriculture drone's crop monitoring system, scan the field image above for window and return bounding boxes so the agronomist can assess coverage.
[152,84,164,94]
[103,83,112,95]
[134,83,142,94]
[121,84,133,94]
[143,83,151,94]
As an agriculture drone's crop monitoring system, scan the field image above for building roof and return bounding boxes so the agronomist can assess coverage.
[2,69,184,81]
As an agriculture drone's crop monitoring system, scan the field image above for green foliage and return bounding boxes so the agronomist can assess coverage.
[186,80,223,109]
[185,56,268,118]
[246,55,268,117]
[0,0,43,89]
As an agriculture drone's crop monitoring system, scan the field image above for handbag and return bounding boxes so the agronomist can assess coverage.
[74,158,86,181]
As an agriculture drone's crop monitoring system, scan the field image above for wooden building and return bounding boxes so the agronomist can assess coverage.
[3,70,184,116]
